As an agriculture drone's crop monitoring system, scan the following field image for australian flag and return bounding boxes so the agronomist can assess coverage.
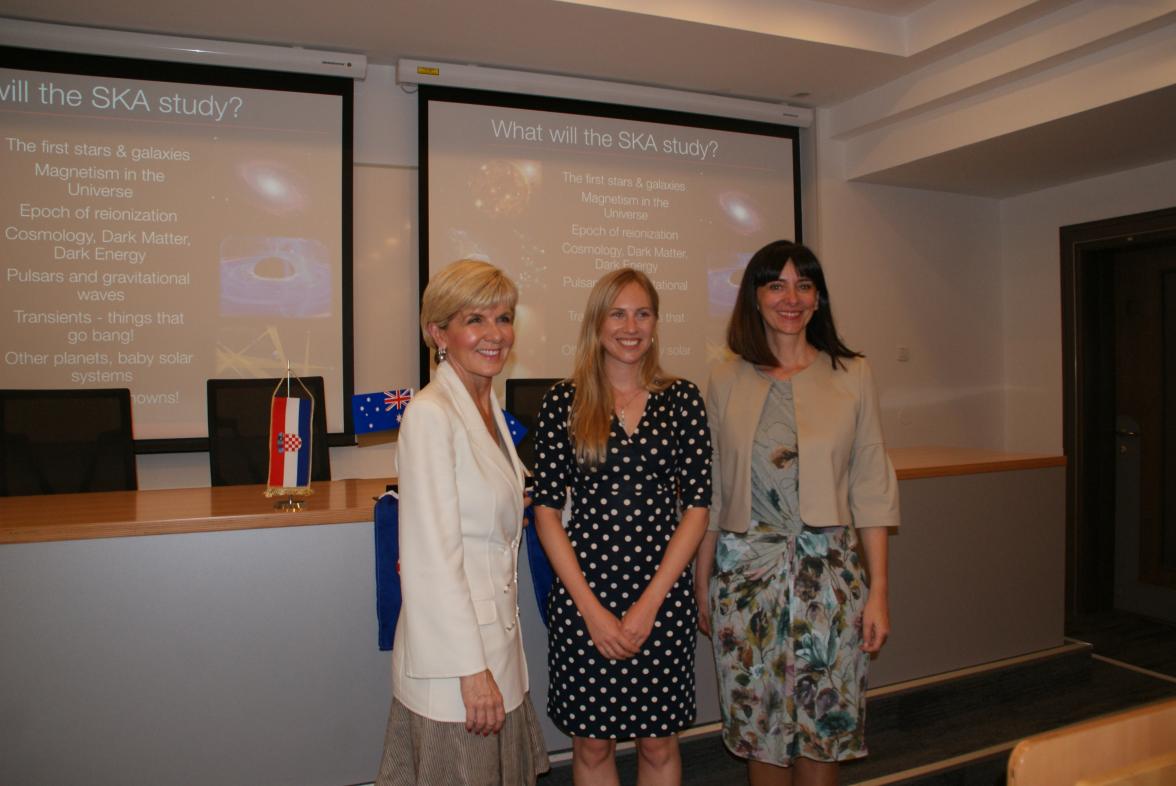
[352,388,414,434]
[501,409,526,445]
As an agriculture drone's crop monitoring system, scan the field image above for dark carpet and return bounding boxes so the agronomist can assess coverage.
[537,639,1176,785]
[1066,610,1176,678]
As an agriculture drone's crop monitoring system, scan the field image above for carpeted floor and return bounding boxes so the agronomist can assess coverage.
[537,611,1176,785]
[1066,610,1176,678]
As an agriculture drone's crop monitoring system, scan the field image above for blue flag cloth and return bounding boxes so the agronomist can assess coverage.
[373,410,555,651]
[502,409,555,628]
[524,506,554,627]
[374,489,401,651]
[353,388,413,434]
[502,409,526,445]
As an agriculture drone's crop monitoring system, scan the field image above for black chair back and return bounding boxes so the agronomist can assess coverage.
[505,378,560,473]
[206,377,331,486]
[0,388,137,496]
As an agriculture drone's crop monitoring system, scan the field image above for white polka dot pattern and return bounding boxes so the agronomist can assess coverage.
[531,379,712,738]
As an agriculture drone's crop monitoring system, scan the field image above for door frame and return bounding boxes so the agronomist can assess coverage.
[1061,205,1176,618]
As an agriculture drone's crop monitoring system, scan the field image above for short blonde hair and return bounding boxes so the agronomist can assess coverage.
[420,259,519,353]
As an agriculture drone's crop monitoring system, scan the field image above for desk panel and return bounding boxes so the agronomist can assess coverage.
[0,451,1066,783]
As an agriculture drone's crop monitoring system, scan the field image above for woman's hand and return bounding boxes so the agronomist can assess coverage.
[694,576,712,637]
[694,530,719,637]
[583,604,639,661]
[620,596,658,652]
[861,593,890,654]
[534,505,639,660]
[459,669,506,736]
[858,527,890,654]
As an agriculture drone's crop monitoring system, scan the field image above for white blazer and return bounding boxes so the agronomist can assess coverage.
[391,361,529,722]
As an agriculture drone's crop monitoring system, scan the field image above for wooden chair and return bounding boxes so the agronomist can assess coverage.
[1077,751,1176,786]
[1008,697,1176,786]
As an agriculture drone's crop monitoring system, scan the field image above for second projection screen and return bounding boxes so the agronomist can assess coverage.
[425,89,800,387]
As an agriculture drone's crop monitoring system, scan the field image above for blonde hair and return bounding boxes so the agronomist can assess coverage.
[420,259,519,361]
[569,268,673,467]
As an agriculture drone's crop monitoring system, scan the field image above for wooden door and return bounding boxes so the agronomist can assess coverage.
[1112,241,1176,615]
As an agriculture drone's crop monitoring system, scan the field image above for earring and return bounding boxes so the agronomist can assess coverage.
[437,346,448,362]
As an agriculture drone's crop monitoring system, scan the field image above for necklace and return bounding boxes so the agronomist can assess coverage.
[613,387,646,432]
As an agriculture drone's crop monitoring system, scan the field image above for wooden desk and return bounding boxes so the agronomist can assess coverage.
[0,448,1064,545]
[890,445,1064,479]
[0,477,390,544]
[0,488,392,786]
[874,447,1067,686]
[0,449,1066,786]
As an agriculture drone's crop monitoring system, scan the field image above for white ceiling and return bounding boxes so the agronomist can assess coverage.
[818,0,936,11]
[0,0,1034,105]
[855,83,1176,197]
[2,0,1174,197]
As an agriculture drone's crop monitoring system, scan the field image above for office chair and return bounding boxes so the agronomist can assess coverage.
[206,377,332,486]
[0,388,138,496]
[504,378,560,474]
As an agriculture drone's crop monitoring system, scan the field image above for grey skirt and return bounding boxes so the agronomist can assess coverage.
[375,693,550,786]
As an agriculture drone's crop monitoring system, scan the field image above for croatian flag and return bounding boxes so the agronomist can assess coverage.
[269,396,312,488]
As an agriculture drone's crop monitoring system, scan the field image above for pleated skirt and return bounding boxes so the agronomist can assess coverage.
[375,694,550,786]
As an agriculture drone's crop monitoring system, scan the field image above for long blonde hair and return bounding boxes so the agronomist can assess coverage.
[569,268,673,467]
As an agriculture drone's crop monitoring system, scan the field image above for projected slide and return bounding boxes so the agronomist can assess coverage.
[426,94,797,388]
[0,56,348,442]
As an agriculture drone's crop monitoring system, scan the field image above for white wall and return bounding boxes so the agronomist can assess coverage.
[811,110,1005,450]
[1000,157,1176,453]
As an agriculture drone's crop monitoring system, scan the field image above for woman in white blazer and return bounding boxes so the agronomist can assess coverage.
[696,241,899,786]
[375,260,549,786]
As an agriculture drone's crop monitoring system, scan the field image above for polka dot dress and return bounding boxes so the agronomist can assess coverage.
[531,379,712,738]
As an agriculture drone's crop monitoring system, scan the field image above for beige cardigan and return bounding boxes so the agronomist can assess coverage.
[705,353,900,533]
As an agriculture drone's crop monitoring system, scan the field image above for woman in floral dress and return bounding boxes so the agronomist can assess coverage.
[696,241,900,786]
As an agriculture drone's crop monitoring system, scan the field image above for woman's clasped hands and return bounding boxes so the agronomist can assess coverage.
[583,594,657,661]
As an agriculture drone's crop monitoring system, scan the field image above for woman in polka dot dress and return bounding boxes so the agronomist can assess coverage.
[532,268,712,786]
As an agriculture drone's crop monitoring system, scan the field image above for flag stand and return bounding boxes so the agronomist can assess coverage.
[265,363,317,508]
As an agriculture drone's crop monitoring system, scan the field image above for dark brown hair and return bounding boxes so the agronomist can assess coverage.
[726,240,861,369]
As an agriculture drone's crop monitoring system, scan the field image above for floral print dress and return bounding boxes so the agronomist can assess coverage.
[710,377,870,765]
